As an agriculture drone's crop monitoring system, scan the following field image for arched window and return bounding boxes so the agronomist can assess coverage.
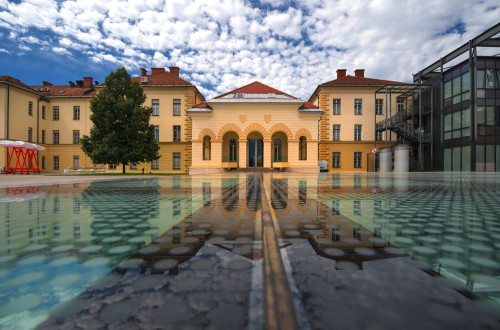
[274,139,282,162]
[299,136,307,160]
[229,139,237,162]
[203,136,211,160]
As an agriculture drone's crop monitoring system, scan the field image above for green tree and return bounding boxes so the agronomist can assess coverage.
[81,67,159,174]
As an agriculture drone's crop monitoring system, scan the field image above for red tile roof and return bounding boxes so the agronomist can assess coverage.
[132,69,192,86]
[214,81,290,98]
[0,75,36,92]
[31,84,96,96]
[321,75,408,86]
[209,81,320,110]
[192,102,209,108]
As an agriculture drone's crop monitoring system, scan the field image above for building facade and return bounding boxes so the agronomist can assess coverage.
[187,82,323,174]
[308,69,404,172]
[412,23,500,172]
[1,68,204,174]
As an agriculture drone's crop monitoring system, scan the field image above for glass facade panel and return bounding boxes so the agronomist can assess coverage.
[486,106,495,125]
[462,71,470,92]
[477,106,485,125]
[477,70,485,88]
[444,81,452,99]
[452,146,461,171]
[452,76,461,96]
[497,145,500,172]
[444,114,452,131]
[444,148,451,171]
[486,69,498,88]
[476,145,485,172]
[462,108,470,128]
[486,145,495,172]
[462,146,470,171]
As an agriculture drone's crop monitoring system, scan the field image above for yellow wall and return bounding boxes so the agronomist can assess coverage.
[190,102,321,172]
[311,85,401,171]
[1,81,203,174]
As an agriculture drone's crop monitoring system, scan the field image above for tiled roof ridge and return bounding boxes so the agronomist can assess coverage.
[0,75,36,91]
[214,81,298,99]
[321,74,409,86]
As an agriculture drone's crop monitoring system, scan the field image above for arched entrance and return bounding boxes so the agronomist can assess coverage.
[222,131,239,167]
[271,131,288,165]
[247,131,264,168]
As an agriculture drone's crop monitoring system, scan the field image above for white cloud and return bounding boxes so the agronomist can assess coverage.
[0,48,10,54]
[53,46,71,55]
[0,0,499,99]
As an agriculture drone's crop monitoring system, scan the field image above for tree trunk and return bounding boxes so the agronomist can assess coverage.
[122,163,126,174]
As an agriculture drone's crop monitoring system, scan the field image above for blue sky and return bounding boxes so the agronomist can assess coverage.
[0,0,499,99]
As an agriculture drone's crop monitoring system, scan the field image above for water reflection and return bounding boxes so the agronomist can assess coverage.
[1,173,499,329]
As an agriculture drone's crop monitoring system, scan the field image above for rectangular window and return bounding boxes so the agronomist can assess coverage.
[332,225,340,241]
[332,152,340,168]
[173,99,181,116]
[53,156,59,170]
[151,158,159,170]
[41,156,45,170]
[73,198,81,214]
[41,130,45,144]
[53,130,59,144]
[73,106,80,120]
[331,201,340,216]
[376,131,383,141]
[28,101,33,116]
[354,152,362,168]
[375,99,383,115]
[28,127,32,142]
[152,99,159,116]
[154,125,159,142]
[54,197,60,213]
[109,164,116,170]
[354,99,362,115]
[353,201,361,216]
[53,106,59,121]
[332,125,340,141]
[173,125,181,142]
[354,125,362,141]
[130,163,137,170]
[42,105,46,119]
[73,130,80,144]
[73,156,79,169]
[332,99,341,115]
[397,99,405,112]
[173,152,181,169]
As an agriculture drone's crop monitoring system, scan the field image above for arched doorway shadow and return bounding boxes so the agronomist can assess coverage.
[247,131,264,168]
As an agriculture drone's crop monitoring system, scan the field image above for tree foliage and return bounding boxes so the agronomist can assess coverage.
[81,67,159,173]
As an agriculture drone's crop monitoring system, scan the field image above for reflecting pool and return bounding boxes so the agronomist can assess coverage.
[0,173,499,329]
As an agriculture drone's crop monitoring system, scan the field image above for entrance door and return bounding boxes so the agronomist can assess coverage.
[248,139,263,168]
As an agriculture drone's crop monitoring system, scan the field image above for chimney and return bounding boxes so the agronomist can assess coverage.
[83,77,93,88]
[42,81,53,86]
[151,68,165,74]
[141,68,147,76]
[354,69,365,78]
[169,67,179,77]
[336,69,347,79]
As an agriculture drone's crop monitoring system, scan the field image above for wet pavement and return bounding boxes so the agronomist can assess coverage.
[0,173,499,329]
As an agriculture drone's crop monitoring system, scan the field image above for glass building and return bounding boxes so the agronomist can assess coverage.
[413,23,500,171]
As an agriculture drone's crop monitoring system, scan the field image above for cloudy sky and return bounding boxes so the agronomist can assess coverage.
[0,0,499,99]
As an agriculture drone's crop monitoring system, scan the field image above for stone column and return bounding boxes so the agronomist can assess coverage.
[239,140,247,168]
[264,139,272,168]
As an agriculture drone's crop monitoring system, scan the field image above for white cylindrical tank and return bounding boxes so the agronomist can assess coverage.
[379,147,392,173]
[394,144,409,172]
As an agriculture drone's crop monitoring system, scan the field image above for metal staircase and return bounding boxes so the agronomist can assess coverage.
[376,107,429,144]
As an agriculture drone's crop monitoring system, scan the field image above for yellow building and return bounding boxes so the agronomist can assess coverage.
[309,69,408,171]
[1,68,204,174]
[2,68,411,174]
[188,82,323,174]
